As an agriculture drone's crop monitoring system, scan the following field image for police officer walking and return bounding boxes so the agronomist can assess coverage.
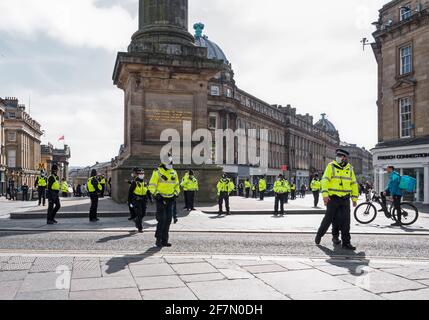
[35,171,47,206]
[310,174,322,208]
[99,175,106,198]
[244,179,251,198]
[61,178,68,198]
[258,176,267,201]
[87,169,102,222]
[148,157,180,248]
[128,168,139,221]
[274,174,288,216]
[181,170,199,211]
[315,149,359,250]
[217,174,235,216]
[47,165,61,225]
[290,179,297,200]
[129,168,152,233]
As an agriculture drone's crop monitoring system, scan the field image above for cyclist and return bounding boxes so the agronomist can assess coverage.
[384,165,402,227]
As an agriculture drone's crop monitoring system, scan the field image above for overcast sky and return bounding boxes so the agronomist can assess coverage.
[0,0,386,167]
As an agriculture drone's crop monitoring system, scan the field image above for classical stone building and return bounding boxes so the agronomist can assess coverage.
[41,143,71,179]
[371,0,429,203]
[340,142,373,182]
[2,97,42,188]
[0,98,6,195]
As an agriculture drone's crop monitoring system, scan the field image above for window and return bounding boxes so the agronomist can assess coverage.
[7,149,16,168]
[225,88,232,98]
[400,5,412,21]
[209,112,217,129]
[399,97,412,138]
[7,132,16,142]
[7,112,16,119]
[210,85,220,96]
[400,45,412,75]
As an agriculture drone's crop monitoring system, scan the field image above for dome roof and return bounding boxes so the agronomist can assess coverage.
[315,114,337,133]
[193,23,229,64]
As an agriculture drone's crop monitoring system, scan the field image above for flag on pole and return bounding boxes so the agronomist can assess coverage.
[58,135,65,141]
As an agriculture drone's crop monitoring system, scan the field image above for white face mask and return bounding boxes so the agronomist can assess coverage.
[166,163,173,170]
[336,156,343,164]
[138,175,144,180]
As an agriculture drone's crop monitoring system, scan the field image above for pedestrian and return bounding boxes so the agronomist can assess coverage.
[7,179,15,201]
[285,179,291,204]
[35,171,47,206]
[129,168,152,233]
[181,170,199,213]
[300,183,307,198]
[47,165,61,225]
[217,173,235,216]
[244,178,251,198]
[76,184,82,197]
[252,183,257,198]
[61,178,68,198]
[238,182,244,197]
[384,165,403,227]
[274,174,288,216]
[258,176,267,201]
[82,184,87,197]
[88,169,102,222]
[127,168,139,221]
[148,155,180,248]
[108,177,112,197]
[290,179,297,200]
[315,149,359,250]
[310,175,322,208]
[21,183,29,201]
[99,175,106,198]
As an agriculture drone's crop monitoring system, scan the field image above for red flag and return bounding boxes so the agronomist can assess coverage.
[58,135,65,141]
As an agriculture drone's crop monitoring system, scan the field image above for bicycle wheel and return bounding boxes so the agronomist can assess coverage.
[354,202,377,224]
[392,203,419,226]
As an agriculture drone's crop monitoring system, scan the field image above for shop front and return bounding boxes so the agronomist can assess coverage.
[372,144,429,204]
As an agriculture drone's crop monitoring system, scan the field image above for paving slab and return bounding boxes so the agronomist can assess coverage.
[291,288,384,300]
[15,290,69,300]
[338,270,427,294]
[126,257,165,266]
[418,279,429,286]
[0,263,33,271]
[273,261,313,270]
[233,259,275,267]
[72,269,103,279]
[242,264,286,274]
[19,272,66,292]
[135,275,186,290]
[315,264,373,276]
[381,288,429,300]
[70,276,136,292]
[101,265,132,278]
[129,263,176,277]
[381,266,429,280]
[30,257,73,273]
[70,288,142,300]
[0,280,22,300]
[257,269,353,295]
[164,257,205,265]
[180,273,225,283]
[141,287,197,300]
[171,262,218,275]
[0,270,28,282]
[206,259,240,269]
[188,278,288,300]
[218,268,255,280]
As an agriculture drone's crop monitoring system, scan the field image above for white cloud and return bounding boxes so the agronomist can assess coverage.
[0,0,137,51]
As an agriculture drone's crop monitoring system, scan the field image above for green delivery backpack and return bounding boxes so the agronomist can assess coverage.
[399,176,417,193]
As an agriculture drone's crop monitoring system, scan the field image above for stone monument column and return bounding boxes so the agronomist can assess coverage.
[111,0,223,203]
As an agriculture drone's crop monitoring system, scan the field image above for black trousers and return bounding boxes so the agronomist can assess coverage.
[275,194,286,215]
[184,191,195,209]
[62,192,68,198]
[285,192,289,203]
[259,190,265,200]
[100,185,105,198]
[317,196,348,244]
[252,190,257,198]
[155,198,174,244]
[38,187,46,206]
[218,192,230,213]
[133,197,147,231]
[47,193,61,222]
[129,203,136,219]
[89,193,99,220]
[291,190,296,200]
[245,188,250,198]
[22,191,28,201]
[393,195,402,222]
[313,191,320,207]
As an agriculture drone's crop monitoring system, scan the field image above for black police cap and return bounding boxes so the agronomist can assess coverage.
[336,149,350,157]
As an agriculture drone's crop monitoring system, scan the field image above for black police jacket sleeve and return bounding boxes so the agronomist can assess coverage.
[128,181,136,203]
[34,177,38,188]
[91,177,99,194]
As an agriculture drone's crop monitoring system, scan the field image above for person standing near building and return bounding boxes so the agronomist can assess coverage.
[217,174,235,216]
[274,174,288,216]
[252,183,257,198]
[61,178,68,198]
[148,157,180,248]
[310,174,322,208]
[284,179,291,204]
[129,168,152,233]
[181,170,199,212]
[315,149,359,250]
[47,165,61,225]
[35,171,47,206]
[128,168,139,221]
[21,182,29,201]
[87,169,102,222]
[258,176,267,201]
[384,165,403,227]
[244,179,251,199]
[99,175,106,198]
[290,179,297,200]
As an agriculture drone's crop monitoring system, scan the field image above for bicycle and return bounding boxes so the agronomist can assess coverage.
[354,191,419,226]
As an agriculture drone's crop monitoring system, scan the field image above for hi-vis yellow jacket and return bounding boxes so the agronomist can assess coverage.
[273,179,288,194]
[321,161,359,201]
[181,174,199,191]
[217,178,235,196]
[310,179,322,192]
[149,166,180,199]
[259,179,267,192]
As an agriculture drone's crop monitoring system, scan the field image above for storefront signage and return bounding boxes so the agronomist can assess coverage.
[378,153,429,160]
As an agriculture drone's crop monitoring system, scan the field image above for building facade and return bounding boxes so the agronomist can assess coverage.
[340,142,373,182]
[0,98,6,195]
[3,97,43,188]
[371,0,429,203]
[41,143,71,179]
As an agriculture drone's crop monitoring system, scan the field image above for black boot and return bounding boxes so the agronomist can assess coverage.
[342,243,356,251]
[315,235,322,245]
[332,237,342,245]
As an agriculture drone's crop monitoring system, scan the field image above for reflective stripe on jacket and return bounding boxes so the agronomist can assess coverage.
[321,161,359,200]
[148,167,180,198]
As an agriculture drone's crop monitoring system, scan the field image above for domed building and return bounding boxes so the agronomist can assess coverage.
[315,113,338,136]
